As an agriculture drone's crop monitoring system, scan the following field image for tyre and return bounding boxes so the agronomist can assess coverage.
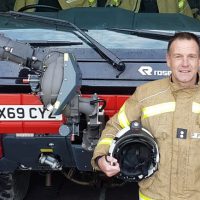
[0,171,31,200]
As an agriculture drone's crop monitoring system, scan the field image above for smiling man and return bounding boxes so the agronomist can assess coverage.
[167,33,200,87]
[92,32,200,200]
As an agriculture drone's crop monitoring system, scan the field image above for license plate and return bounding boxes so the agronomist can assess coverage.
[0,105,62,121]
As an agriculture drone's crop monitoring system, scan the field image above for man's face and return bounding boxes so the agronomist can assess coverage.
[166,39,200,87]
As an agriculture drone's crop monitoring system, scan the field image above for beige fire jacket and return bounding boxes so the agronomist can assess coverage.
[14,0,96,12]
[14,0,193,18]
[106,0,193,17]
[92,76,200,200]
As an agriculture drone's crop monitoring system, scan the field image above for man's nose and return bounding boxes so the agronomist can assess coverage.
[182,57,189,67]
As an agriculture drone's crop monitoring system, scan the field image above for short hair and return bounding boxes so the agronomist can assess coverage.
[167,32,200,53]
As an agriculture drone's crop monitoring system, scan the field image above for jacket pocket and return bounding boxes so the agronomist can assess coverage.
[152,124,171,191]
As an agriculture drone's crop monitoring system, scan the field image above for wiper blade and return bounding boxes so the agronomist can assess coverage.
[18,40,83,47]
[4,11,126,77]
[109,28,200,41]
[108,28,175,41]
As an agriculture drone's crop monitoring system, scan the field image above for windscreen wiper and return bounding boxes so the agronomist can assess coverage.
[108,28,175,41]
[108,28,200,41]
[2,11,126,77]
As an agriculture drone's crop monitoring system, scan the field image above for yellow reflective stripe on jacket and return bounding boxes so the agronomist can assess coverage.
[192,102,200,113]
[139,191,153,200]
[142,102,175,119]
[178,0,185,10]
[59,0,96,8]
[88,0,95,6]
[97,138,113,146]
[118,104,130,128]
[113,0,120,6]
[110,0,120,6]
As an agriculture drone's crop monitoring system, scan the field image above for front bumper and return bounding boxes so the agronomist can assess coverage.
[0,134,93,172]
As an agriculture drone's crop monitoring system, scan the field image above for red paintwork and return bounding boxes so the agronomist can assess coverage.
[0,93,129,158]
[0,94,129,134]
[0,94,63,134]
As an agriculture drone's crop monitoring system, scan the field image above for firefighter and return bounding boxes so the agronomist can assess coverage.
[0,0,194,17]
[4,0,97,12]
[91,32,200,199]
[106,0,193,17]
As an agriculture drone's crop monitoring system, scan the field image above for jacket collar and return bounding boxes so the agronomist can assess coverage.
[169,73,200,94]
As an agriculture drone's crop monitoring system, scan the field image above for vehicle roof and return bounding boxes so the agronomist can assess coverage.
[1,7,200,31]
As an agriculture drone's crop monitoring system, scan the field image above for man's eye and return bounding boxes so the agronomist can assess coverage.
[174,55,181,59]
[188,55,197,59]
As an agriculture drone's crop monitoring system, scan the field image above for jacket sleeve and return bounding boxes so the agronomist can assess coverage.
[91,88,142,170]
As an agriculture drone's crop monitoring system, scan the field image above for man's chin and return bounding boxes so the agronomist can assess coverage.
[178,78,196,87]
[178,75,192,82]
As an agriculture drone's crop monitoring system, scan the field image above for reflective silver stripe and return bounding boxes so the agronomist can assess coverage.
[97,138,113,146]
[192,102,200,113]
[142,102,175,119]
[118,104,130,128]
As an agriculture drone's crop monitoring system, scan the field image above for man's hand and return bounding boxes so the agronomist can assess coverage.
[97,156,120,177]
